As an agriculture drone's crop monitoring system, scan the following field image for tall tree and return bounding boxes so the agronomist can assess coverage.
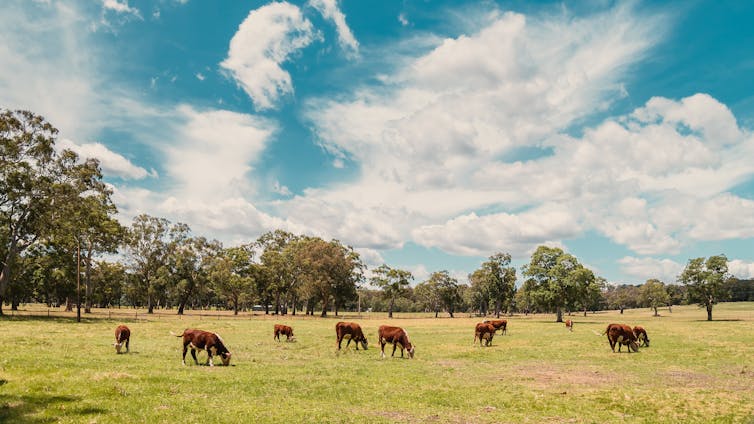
[209,246,254,315]
[427,270,461,318]
[370,264,413,318]
[476,252,517,317]
[124,214,172,313]
[522,245,591,322]
[165,227,222,315]
[257,230,298,314]
[0,110,58,315]
[414,279,441,317]
[679,255,731,321]
[639,279,670,317]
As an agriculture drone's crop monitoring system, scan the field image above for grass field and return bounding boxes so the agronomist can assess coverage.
[1,303,753,423]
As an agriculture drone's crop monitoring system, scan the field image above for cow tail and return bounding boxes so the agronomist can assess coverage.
[170,331,182,337]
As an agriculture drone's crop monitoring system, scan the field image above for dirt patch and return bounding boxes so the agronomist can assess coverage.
[507,364,616,391]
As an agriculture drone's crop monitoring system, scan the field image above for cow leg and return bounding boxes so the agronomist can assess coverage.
[337,336,342,350]
[207,351,214,367]
[125,338,129,353]
[345,338,352,349]
[380,342,386,359]
[191,348,199,365]
[391,343,397,357]
[182,344,189,366]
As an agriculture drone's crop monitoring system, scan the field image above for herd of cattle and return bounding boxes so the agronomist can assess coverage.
[111,319,651,365]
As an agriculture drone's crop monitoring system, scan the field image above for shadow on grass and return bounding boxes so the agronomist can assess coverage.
[0,315,102,325]
[0,393,107,423]
[691,319,743,322]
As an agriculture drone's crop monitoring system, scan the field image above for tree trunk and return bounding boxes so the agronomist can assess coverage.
[495,299,502,318]
[320,299,328,317]
[556,307,563,322]
[706,304,713,321]
[0,242,19,317]
[234,299,239,315]
[583,306,587,317]
[388,298,394,318]
[84,242,93,314]
[619,306,624,314]
[653,306,659,316]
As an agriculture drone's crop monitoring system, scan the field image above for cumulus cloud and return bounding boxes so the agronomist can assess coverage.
[618,257,684,283]
[728,260,754,279]
[57,139,157,180]
[309,0,359,57]
[102,0,140,17]
[220,2,316,110]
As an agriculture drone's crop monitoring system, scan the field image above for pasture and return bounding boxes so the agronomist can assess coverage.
[1,303,753,423]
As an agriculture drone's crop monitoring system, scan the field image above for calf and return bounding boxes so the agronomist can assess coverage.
[173,329,232,366]
[565,320,574,332]
[633,326,650,347]
[604,323,639,353]
[474,322,496,347]
[483,319,507,335]
[378,325,415,359]
[273,324,294,342]
[114,325,130,354]
[335,322,368,350]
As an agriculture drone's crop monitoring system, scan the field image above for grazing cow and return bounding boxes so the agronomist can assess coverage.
[565,320,574,332]
[474,322,496,347]
[273,324,294,342]
[114,325,130,354]
[604,323,639,353]
[378,325,415,359]
[335,322,368,351]
[633,326,650,347]
[483,319,507,335]
[173,329,232,366]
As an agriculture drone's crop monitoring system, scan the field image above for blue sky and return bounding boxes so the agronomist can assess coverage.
[3,0,754,285]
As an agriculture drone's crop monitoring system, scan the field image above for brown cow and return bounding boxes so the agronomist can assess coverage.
[605,323,639,353]
[114,325,130,354]
[565,320,574,332]
[173,329,232,366]
[483,319,507,335]
[633,326,650,347]
[274,324,294,342]
[378,325,415,359]
[474,322,496,346]
[335,322,368,350]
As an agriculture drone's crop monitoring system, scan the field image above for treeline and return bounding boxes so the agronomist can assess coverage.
[2,110,752,321]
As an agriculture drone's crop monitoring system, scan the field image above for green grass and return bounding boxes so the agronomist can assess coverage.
[1,303,753,423]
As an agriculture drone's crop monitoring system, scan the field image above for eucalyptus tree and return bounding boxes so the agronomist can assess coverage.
[160,223,222,315]
[295,237,363,317]
[90,260,127,308]
[414,279,442,317]
[679,255,731,321]
[123,214,174,313]
[467,269,491,316]
[568,268,604,316]
[256,230,298,314]
[639,279,670,316]
[522,245,591,322]
[370,264,413,318]
[474,252,517,317]
[0,110,59,315]
[426,270,461,318]
[209,246,254,315]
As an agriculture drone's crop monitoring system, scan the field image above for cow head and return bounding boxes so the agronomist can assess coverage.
[407,345,415,359]
[360,338,368,350]
[221,352,232,366]
[114,342,123,354]
[628,341,639,352]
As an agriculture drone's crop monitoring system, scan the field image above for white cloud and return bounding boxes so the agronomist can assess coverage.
[618,257,684,283]
[195,72,205,81]
[728,260,754,280]
[272,180,292,196]
[309,0,359,57]
[220,2,316,110]
[102,0,140,17]
[57,138,157,180]
[398,13,409,27]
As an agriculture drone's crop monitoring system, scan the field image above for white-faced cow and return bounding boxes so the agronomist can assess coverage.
[335,322,368,351]
[274,324,294,342]
[565,320,574,332]
[483,319,507,335]
[378,325,415,359]
[474,322,496,347]
[114,325,130,354]
[173,329,232,366]
[604,323,639,353]
[633,326,650,347]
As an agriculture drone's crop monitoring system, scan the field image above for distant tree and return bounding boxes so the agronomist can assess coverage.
[639,279,670,316]
[370,264,413,318]
[90,260,126,308]
[522,246,588,322]
[414,279,441,317]
[473,252,517,317]
[123,214,173,313]
[467,269,490,316]
[209,246,254,315]
[427,271,461,318]
[679,255,732,321]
